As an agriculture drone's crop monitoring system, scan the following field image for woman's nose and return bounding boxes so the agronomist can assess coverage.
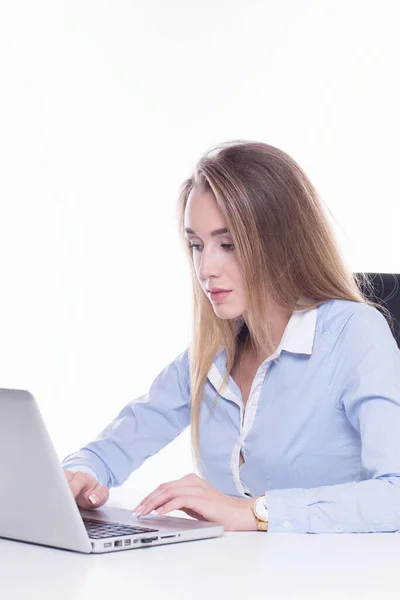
[198,248,221,280]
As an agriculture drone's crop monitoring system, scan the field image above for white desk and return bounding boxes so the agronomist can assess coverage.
[1,486,399,600]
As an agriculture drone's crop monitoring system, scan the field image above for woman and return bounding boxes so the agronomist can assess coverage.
[63,140,400,533]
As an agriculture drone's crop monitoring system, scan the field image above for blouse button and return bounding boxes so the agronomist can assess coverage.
[335,525,344,533]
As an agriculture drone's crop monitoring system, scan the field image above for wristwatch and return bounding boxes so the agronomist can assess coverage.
[252,495,268,531]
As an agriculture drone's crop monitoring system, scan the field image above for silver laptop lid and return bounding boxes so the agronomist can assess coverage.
[0,388,92,553]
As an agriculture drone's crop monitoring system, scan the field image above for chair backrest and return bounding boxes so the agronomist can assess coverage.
[354,273,400,349]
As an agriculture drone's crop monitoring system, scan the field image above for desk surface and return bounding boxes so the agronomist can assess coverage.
[1,486,399,600]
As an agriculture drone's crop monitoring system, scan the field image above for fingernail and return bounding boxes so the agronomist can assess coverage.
[89,494,98,505]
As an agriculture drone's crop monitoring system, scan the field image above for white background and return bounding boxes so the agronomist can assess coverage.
[0,0,399,494]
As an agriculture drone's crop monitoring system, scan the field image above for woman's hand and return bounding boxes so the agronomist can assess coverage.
[64,469,109,509]
[132,473,258,531]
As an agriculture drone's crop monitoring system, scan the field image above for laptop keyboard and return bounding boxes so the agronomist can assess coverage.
[83,518,159,539]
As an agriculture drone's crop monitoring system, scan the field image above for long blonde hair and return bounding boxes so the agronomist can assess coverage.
[176,140,392,472]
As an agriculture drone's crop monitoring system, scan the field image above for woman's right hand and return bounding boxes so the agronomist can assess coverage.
[64,469,109,509]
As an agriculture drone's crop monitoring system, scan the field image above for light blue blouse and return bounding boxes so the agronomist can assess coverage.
[62,298,400,533]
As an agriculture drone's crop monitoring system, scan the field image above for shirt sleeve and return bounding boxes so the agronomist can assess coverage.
[265,304,400,533]
[61,348,191,488]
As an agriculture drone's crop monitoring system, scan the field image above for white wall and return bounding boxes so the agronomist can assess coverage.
[0,0,399,493]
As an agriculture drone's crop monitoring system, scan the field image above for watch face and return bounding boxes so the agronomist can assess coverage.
[255,497,268,521]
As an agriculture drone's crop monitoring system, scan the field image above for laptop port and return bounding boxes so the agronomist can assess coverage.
[124,539,131,546]
[114,540,122,547]
[141,537,158,544]
[104,542,112,548]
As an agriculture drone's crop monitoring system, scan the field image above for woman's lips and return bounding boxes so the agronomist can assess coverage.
[209,290,232,302]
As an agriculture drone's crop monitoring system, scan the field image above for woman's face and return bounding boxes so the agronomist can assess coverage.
[184,187,246,320]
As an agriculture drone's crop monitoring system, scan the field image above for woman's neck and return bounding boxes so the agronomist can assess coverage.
[241,303,293,363]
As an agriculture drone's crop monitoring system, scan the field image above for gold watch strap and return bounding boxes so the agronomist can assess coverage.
[252,495,268,532]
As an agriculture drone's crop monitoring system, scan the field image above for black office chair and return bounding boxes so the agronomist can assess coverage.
[354,273,400,349]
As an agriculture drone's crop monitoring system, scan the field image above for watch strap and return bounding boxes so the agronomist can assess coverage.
[252,495,268,532]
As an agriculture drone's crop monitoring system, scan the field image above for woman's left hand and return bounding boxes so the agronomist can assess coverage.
[132,473,258,531]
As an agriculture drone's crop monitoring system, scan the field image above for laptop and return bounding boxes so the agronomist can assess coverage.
[0,388,225,553]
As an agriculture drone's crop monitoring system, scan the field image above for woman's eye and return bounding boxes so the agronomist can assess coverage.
[188,243,234,252]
